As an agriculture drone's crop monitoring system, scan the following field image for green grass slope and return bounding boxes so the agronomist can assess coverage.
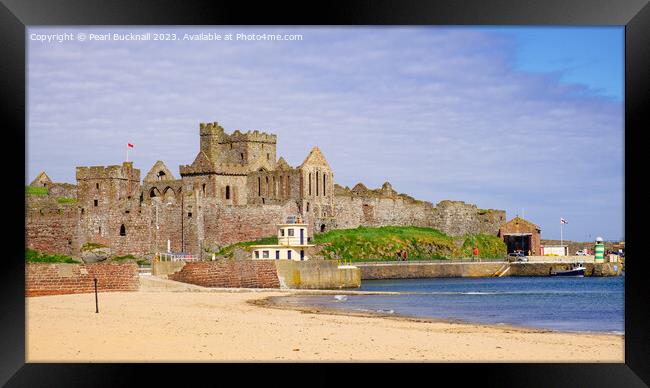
[217,226,506,261]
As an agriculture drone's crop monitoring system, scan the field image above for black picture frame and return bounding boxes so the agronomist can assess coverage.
[2,0,647,386]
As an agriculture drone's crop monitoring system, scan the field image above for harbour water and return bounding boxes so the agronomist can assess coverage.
[279,276,624,333]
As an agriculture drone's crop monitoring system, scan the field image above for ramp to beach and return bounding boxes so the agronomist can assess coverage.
[139,274,209,292]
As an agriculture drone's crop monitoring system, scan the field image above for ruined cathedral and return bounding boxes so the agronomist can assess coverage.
[26,121,506,258]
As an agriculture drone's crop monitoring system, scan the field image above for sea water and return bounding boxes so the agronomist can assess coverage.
[279,276,624,333]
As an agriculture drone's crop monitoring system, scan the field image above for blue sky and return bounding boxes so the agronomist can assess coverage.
[26,26,624,241]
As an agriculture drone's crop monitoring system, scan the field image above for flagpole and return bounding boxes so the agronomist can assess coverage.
[560,220,563,255]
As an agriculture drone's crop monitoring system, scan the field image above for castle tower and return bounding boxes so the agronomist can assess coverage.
[75,162,142,252]
[199,121,226,164]
[198,121,278,166]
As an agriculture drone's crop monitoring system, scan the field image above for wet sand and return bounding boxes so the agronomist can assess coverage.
[26,289,624,362]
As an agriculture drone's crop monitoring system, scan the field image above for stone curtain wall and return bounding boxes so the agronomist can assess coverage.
[333,195,433,230]
[26,190,505,258]
[334,195,505,237]
[430,200,506,236]
[168,260,280,288]
[26,263,139,297]
[200,202,299,250]
[25,200,78,256]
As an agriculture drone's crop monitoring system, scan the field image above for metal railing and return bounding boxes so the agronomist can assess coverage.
[157,252,199,262]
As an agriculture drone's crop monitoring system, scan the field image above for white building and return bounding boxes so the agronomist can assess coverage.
[251,216,315,261]
[541,245,568,256]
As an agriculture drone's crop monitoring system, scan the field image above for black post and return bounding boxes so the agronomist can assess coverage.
[94,277,99,313]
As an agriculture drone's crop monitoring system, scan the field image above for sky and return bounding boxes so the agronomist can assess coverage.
[26,26,624,242]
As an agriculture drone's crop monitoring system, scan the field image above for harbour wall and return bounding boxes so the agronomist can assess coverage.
[159,259,361,289]
[357,261,622,280]
[167,260,281,288]
[275,260,360,289]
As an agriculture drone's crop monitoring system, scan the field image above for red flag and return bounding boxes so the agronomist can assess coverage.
[127,143,134,148]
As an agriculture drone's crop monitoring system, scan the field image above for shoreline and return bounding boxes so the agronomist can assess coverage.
[26,288,624,362]
[252,293,626,337]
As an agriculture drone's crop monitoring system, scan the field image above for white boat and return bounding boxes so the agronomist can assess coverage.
[550,263,586,277]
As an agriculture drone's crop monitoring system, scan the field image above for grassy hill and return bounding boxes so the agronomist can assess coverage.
[217,226,506,261]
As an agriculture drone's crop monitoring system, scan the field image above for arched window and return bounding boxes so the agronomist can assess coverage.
[226,185,230,200]
[258,177,261,196]
[316,171,319,196]
[323,173,326,196]
[120,224,126,236]
[96,183,100,189]
[308,173,312,195]
[202,183,206,195]
[157,171,166,181]
[241,153,245,160]
[149,188,158,198]
[306,202,310,212]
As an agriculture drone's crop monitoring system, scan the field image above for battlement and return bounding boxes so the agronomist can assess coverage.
[227,129,277,144]
[76,162,140,182]
[199,121,276,143]
[199,121,226,136]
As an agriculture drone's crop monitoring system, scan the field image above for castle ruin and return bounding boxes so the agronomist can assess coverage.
[26,121,506,258]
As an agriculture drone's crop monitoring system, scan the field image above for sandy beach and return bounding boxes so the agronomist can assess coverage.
[26,280,624,363]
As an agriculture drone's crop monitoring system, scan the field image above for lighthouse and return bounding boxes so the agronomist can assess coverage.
[594,237,605,263]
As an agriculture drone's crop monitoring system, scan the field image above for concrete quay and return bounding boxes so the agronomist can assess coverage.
[356,260,622,280]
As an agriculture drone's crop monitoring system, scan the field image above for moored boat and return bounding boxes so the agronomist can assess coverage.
[550,263,586,277]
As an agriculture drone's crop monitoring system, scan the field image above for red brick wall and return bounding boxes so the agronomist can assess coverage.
[168,260,279,288]
[26,263,140,297]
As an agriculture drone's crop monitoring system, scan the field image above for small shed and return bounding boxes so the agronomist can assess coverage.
[498,216,541,256]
